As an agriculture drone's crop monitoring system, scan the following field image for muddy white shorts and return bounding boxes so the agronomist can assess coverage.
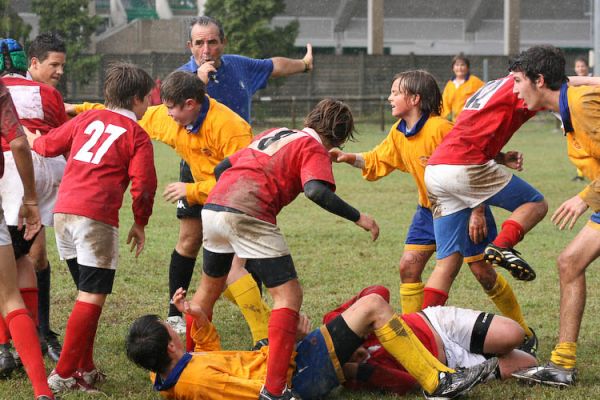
[425,160,512,217]
[0,205,10,246]
[54,213,118,269]
[422,306,492,369]
[0,151,65,226]
[202,209,290,258]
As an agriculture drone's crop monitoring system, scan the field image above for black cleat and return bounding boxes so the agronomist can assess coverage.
[518,328,538,358]
[45,331,62,362]
[512,362,576,387]
[424,357,499,399]
[484,244,536,281]
[0,343,16,378]
[259,385,302,400]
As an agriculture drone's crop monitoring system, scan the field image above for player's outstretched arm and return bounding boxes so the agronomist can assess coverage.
[172,287,210,332]
[127,223,146,257]
[329,148,365,168]
[271,43,313,77]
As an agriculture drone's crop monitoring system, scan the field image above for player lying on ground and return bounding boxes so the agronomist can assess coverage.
[324,285,537,396]
[127,287,502,400]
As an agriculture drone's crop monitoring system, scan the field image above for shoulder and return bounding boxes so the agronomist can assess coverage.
[207,98,250,128]
[470,75,485,85]
[425,116,453,135]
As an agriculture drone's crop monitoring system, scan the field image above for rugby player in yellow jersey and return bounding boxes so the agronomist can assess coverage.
[330,71,535,356]
[68,71,271,350]
[440,54,484,122]
[509,45,600,387]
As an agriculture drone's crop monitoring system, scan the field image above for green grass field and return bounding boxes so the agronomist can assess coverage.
[3,116,600,399]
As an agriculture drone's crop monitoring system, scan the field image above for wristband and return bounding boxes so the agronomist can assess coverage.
[22,200,38,206]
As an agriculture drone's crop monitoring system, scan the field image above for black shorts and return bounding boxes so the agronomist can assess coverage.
[177,159,203,219]
[8,226,39,260]
[67,259,116,294]
[245,255,297,288]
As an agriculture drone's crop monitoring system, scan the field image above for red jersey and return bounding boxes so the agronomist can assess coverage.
[428,75,537,165]
[32,108,157,227]
[1,75,68,152]
[0,80,24,178]
[206,127,335,224]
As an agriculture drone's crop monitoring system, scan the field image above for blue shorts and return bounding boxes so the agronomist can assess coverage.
[434,175,542,260]
[590,212,600,225]
[434,207,498,260]
[405,205,436,251]
[292,326,344,399]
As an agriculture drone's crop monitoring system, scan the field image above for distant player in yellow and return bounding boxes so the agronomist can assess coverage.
[570,56,591,182]
[510,45,600,387]
[330,71,534,354]
[69,71,271,350]
[441,54,484,122]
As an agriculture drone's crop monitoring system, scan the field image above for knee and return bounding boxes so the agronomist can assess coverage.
[557,250,582,281]
[357,293,391,316]
[534,199,549,220]
[399,255,424,282]
[177,232,202,257]
[469,261,496,291]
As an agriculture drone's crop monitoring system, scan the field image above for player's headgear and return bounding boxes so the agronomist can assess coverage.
[0,38,27,74]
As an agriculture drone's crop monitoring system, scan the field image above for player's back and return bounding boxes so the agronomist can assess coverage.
[35,108,156,227]
[429,75,537,165]
[206,127,334,224]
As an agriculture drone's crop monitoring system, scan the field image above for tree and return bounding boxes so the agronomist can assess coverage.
[32,0,102,85]
[204,0,299,59]
[0,0,31,45]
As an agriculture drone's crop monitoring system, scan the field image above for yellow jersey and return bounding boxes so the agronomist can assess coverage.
[361,115,453,208]
[75,99,252,205]
[151,321,295,400]
[441,75,485,121]
[565,86,600,211]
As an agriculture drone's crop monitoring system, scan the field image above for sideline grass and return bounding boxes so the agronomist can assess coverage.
[2,116,600,399]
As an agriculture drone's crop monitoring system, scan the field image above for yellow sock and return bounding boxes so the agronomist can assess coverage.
[374,314,454,393]
[400,282,425,314]
[485,274,533,338]
[550,342,577,369]
[222,286,235,303]
[224,274,271,343]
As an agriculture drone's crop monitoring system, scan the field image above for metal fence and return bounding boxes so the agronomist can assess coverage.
[252,95,396,132]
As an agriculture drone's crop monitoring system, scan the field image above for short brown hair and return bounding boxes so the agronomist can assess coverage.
[304,98,355,148]
[451,53,470,69]
[160,71,205,106]
[393,70,442,116]
[104,62,154,110]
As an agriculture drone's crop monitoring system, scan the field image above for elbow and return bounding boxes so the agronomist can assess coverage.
[10,136,31,154]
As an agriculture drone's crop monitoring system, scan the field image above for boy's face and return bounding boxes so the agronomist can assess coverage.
[512,71,543,110]
[162,322,185,354]
[188,23,225,69]
[28,52,66,87]
[165,99,200,127]
[452,60,468,79]
[388,78,418,119]
[575,60,589,77]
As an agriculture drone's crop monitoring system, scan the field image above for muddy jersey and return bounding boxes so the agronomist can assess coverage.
[429,75,537,165]
[206,127,335,225]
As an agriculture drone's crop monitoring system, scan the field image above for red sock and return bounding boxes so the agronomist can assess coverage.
[20,288,39,326]
[185,313,195,352]
[493,220,524,249]
[56,301,102,378]
[422,287,448,308]
[77,310,100,372]
[264,308,299,395]
[0,315,10,344]
[6,309,53,398]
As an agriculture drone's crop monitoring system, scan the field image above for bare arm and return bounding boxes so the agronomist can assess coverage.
[271,44,313,78]
[10,136,41,239]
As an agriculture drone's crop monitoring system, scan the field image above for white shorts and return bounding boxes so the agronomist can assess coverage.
[54,213,119,269]
[0,205,10,246]
[0,151,65,226]
[422,306,487,369]
[202,209,290,259]
[425,161,512,217]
